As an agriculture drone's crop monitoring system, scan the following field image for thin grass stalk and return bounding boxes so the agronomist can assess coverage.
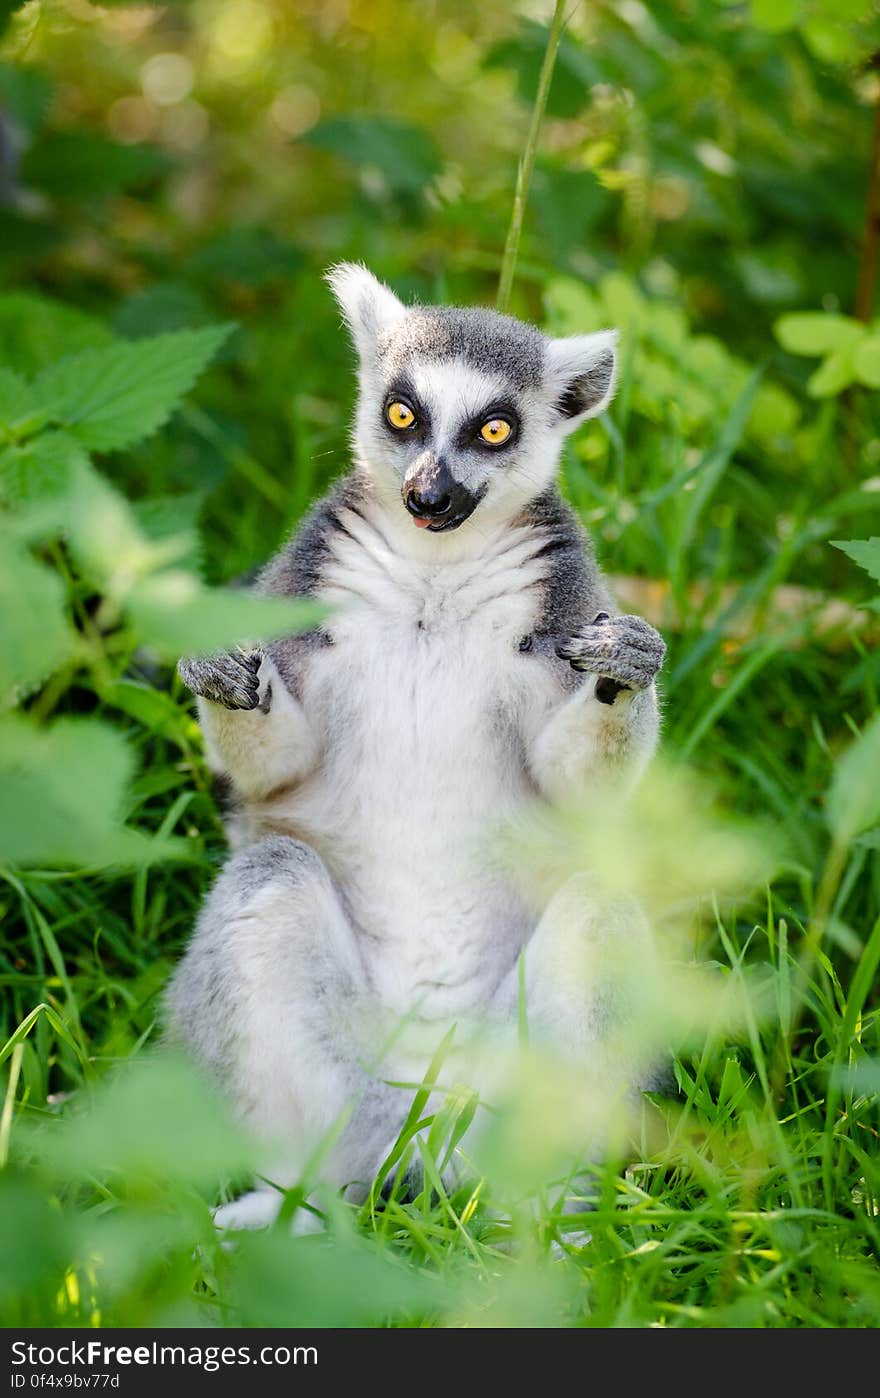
[496,0,568,314]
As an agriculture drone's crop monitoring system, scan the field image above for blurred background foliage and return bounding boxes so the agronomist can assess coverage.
[1,0,880,1328]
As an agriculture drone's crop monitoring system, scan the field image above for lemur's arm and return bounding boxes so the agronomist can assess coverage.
[178,650,319,801]
[527,612,664,803]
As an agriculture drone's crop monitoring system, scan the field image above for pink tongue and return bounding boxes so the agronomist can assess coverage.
[412,516,432,529]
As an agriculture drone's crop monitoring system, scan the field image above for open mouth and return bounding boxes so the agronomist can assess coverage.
[408,508,472,533]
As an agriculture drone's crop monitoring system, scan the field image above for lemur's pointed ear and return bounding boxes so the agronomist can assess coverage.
[325,263,406,358]
[545,330,618,430]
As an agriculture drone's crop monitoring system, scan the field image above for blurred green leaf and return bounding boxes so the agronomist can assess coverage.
[0,715,176,867]
[0,533,75,704]
[33,325,234,452]
[0,62,51,133]
[807,345,857,398]
[190,227,303,289]
[231,1227,436,1327]
[114,282,213,339]
[307,116,440,195]
[33,1052,255,1187]
[485,21,602,119]
[0,294,111,375]
[775,312,862,356]
[853,335,880,389]
[0,1176,72,1309]
[750,0,800,34]
[21,131,170,201]
[827,712,880,845]
[0,367,34,431]
[126,571,324,659]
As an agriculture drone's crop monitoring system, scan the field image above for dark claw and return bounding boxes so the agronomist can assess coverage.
[556,613,666,693]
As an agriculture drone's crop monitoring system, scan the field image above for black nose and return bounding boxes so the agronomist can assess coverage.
[402,458,480,530]
[406,486,452,518]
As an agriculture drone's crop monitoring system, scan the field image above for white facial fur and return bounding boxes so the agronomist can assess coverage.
[326,263,618,531]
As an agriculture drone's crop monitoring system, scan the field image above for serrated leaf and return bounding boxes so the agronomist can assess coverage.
[0,367,34,430]
[831,537,880,586]
[0,715,179,868]
[126,570,324,659]
[853,335,880,389]
[0,431,90,511]
[827,712,880,845]
[774,312,863,357]
[807,345,857,398]
[33,324,234,452]
[0,533,75,704]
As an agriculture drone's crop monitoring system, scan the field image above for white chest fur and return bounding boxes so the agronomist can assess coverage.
[270,505,562,1013]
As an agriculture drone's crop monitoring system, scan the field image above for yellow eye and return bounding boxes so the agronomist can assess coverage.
[387,401,416,430]
[479,417,512,445]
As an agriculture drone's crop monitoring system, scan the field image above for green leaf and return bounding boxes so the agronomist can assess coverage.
[32,1052,255,1188]
[33,324,234,452]
[0,293,112,375]
[0,61,52,134]
[0,431,91,512]
[830,537,880,586]
[827,712,880,845]
[750,0,800,33]
[0,715,178,867]
[807,345,857,398]
[126,570,325,659]
[231,1228,435,1329]
[485,21,602,119]
[62,465,181,590]
[307,116,440,195]
[0,533,75,704]
[0,368,35,431]
[774,312,863,357]
[21,131,170,200]
[853,335,880,389]
[0,1177,73,1307]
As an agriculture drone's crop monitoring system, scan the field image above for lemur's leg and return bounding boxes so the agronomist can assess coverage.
[178,650,319,801]
[490,877,662,1234]
[165,836,404,1230]
[529,613,665,802]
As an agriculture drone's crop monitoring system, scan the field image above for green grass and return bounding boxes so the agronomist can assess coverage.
[2,367,879,1328]
[2,0,880,1332]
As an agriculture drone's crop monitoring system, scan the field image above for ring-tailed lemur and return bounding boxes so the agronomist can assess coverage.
[167,264,666,1230]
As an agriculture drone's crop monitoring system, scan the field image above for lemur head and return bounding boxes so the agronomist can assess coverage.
[327,263,616,533]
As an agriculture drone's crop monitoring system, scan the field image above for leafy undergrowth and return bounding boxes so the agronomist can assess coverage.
[2,0,880,1330]
[0,285,878,1328]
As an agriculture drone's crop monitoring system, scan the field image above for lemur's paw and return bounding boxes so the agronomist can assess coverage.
[556,612,666,702]
[178,649,262,711]
[213,1190,281,1232]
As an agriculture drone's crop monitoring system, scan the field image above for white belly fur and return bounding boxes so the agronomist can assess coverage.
[260,508,560,1016]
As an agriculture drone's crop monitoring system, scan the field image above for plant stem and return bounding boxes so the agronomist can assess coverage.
[855,54,880,323]
[496,0,568,314]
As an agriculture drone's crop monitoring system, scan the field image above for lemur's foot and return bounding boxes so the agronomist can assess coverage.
[178,648,263,711]
[556,612,666,704]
